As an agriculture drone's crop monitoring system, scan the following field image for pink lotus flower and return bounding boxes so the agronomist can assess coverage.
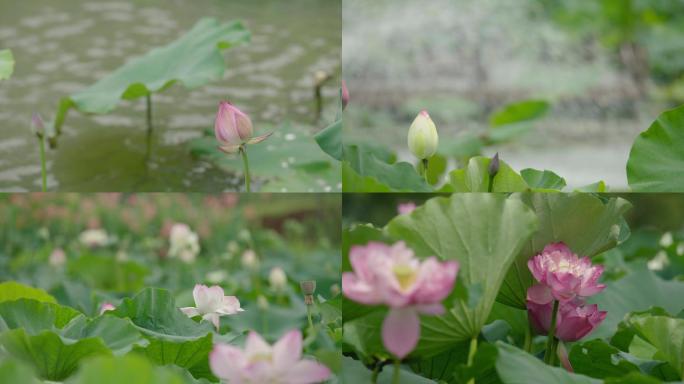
[528,242,605,301]
[526,284,606,342]
[180,284,243,330]
[342,241,458,358]
[99,302,116,315]
[397,202,416,215]
[210,330,330,384]
[214,101,272,154]
[49,248,66,267]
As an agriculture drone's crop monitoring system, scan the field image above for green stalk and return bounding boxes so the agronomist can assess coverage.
[240,145,251,192]
[422,158,429,183]
[306,303,314,331]
[145,93,153,160]
[544,300,560,364]
[392,360,401,384]
[467,337,478,384]
[524,321,533,352]
[38,136,46,192]
[37,138,47,191]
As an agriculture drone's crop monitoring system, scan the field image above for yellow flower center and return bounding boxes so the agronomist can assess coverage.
[393,265,417,291]
[249,353,272,363]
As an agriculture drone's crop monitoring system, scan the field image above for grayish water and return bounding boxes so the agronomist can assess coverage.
[0,0,340,191]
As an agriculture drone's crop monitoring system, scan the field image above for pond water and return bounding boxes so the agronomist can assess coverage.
[0,0,341,191]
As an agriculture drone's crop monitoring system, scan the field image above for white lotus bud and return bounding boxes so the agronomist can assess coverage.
[269,267,287,291]
[407,110,438,160]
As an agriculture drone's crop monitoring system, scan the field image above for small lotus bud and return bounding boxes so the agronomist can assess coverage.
[241,249,259,270]
[206,270,227,284]
[300,280,316,305]
[314,70,331,87]
[99,302,116,315]
[407,110,438,160]
[257,295,269,310]
[49,248,66,267]
[397,202,416,215]
[489,152,500,177]
[341,80,349,110]
[214,101,257,154]
[330,283,341,296]
[31,113,45,139]
[79,229,109,248]
[269,267,287,291]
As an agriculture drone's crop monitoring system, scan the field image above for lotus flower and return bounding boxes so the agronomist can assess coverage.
[168,223,200,263]
[342,241,458,358]
[526,284,606,342]
[528,242,605,301]
[397,202,416,215]
[407,110,438,160]
[214,101,272,154]
[49,248,66,267]
[79,229,109,248]
[181,284,243,330]
[269,267,287,291]
[210,330,330,384]
[99,302,116,315]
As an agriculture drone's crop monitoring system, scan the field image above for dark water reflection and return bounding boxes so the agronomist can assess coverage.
[0,0,341,191]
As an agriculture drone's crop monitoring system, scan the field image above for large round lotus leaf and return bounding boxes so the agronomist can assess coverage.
[627,105,684,192]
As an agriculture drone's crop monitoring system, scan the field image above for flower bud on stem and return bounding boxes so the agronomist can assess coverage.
[488,152,499,193]
[239,145,251,192]
[300,280,316,333]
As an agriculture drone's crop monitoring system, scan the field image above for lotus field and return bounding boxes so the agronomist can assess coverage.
[0,194,342,383]
[342,193,684,383]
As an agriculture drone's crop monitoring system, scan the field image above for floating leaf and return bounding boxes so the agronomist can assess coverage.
[68,255,148,293]
[54,18,250,133]
[383,194,538,356]
[0,281,56,304]
[490,100,550,127]
[627,105,684,192]
[499,193,631,309]
[0,49,14,80]
[569,340,640,379]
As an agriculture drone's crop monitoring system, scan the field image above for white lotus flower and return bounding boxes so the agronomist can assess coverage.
[269,267,287,291]
[169,223,200,263]
[79,229,109,248]
[181,284,243,330]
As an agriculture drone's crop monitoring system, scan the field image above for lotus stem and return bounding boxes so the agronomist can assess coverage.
[306,303,314,331]
[422,158,429,184]
[467,337,478,384]
[145,93,153,160]
[392,360,401,384]
[240,145,251,192]
[544,300,560,364]
[38,136,46,192]
[524,321,533,352]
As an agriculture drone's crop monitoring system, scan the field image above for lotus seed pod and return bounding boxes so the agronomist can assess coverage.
[407,110,438,160]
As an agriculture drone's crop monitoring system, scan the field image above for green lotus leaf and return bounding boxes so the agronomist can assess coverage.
[0,281,57,304]
[0,49,14,80]
[53,18,250,134]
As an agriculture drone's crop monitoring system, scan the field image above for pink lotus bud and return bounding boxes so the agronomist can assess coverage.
[214,101,271,154]
[526,284,606,342]
[341,80,349,110]
[342,241,458,359]
[49,248,66,267]
[397,202,416,215]
[31,113,45,138]
[210,330,330,384]
[99,302,116,315]
[527,242,605,301]
[180,284,243,330]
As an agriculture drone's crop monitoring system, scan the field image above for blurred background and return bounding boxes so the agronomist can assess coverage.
[343,0,684,189]
[0,0,341,191]
[0,193,341,337]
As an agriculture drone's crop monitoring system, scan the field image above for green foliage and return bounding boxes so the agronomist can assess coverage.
[343,145,432,192]
[627,105,684,192]
[53,18,250,134]
[0,281,57,304]
[449,156,528,192]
